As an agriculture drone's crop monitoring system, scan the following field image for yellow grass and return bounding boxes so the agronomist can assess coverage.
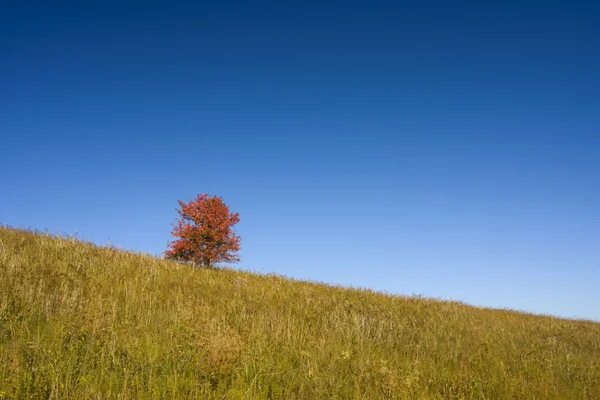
[1,226,599,399]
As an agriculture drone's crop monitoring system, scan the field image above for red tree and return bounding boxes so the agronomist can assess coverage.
[165,194,241,267]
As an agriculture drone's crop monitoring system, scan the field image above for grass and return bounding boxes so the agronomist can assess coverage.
[0,226,599,399]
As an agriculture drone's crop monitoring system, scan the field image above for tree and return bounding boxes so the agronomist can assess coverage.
[165,194,241,267]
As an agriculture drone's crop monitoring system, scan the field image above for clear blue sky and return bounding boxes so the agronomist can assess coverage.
[1,1,599,321]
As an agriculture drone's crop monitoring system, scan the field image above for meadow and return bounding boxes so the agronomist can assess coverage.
[1,226,599,399]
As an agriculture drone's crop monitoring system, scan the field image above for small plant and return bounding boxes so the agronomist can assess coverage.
[165,194,241,267]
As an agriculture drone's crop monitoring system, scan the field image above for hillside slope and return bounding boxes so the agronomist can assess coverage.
[0,227,599,399]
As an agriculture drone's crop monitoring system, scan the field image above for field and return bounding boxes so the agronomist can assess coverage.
[1,226,599,399]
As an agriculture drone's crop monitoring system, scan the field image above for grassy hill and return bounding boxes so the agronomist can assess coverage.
[1,227,599,399]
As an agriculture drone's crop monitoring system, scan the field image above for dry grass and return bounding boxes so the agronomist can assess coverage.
[0,226,599,399]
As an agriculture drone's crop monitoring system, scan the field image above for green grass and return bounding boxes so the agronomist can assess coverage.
[1,226,599,399]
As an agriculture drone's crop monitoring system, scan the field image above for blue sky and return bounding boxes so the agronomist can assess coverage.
[1,1,599,321]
